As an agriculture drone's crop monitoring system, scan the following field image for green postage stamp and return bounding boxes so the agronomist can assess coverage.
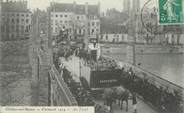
[158,0,184,24]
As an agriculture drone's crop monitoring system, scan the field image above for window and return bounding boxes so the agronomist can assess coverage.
[79,29,81,34]
[106,35,108,40]
[91,29,94,34]
[60,21,62,23]
[60,15,63,17]
[21,14,24,17]
[88,29,90,35]
[65,15,67,17]
[21,19,24,22]
[26,19,29,23]
[26,14,29,17]
[92,22,95,26]
[17,14,19,16]
[12,18,14,23]
[17,18,19,23]
[88,22,90,26]
[12,14,15,16]
[56,14,58,17]
[77,16,79,20]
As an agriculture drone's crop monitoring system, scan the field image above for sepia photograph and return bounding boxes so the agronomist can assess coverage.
[0,0,184,113]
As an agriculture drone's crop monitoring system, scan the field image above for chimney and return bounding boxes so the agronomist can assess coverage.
[98,1,100,16]
[85,2,88,15]
[73,1,76,12]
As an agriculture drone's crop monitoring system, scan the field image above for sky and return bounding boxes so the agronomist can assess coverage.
[27,0,156,12]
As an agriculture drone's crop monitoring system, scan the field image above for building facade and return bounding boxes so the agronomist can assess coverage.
[123,0,130,12]
[1,0,31,41]
[100,34,128,43]
[49,2,100,40]
[132,0,140,12]
[123,0,140,12]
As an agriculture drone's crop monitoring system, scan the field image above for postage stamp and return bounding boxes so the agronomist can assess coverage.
[158,0,184,24]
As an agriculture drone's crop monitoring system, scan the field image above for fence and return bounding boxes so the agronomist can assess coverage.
[49,65,77,106]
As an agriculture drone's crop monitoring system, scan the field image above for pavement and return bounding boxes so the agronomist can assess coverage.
[60,56,159,113]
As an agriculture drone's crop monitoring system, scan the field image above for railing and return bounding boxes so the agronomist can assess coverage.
[49,65,77,106]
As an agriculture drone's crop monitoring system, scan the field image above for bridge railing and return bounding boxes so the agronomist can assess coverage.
[49,65,77,106]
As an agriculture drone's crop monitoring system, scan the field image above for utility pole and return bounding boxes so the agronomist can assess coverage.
[133,12,139,66]
[47,6,53,65]
[84,17,89,50]
[127,0,139,66]
[47,7,52,49]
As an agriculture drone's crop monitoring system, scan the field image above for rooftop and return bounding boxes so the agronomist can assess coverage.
[1,0,30,12]
[50,2,99,16]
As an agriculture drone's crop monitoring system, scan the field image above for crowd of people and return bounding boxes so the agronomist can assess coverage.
[53,45,183,113]
[62,67,110,113]
[62,67,95,106]
[120,67,183,113]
